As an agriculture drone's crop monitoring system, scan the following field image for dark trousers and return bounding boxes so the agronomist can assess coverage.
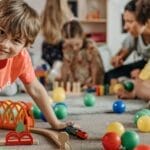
[104,59,147,84]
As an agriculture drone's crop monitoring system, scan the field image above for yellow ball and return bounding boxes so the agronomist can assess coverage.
[113,84,124,94]
[52,87,66,102]
[137,116,150,132]
[106,122,125,136]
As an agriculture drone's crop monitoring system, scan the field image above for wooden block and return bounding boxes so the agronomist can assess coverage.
[66,82,71,93]
[53,81,59,89]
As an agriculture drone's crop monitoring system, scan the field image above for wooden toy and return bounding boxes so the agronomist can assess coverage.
[0,100,34,130]
[0,100,71,149]
[52,81,81,96]
[0,131,39,146]
[30,127,70,149]
[65,125,88,140]
[95,84,110,96]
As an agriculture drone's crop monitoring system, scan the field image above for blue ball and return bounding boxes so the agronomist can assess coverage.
[113,100,126,114]
[40,112,47,122]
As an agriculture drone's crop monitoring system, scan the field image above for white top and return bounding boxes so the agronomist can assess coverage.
[122,33,150,61]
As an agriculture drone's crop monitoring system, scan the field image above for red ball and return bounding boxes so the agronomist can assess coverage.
[102,132,121,150]
[134,144,150,150]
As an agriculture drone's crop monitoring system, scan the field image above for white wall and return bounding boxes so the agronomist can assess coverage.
[107,0,130,55]
[25,0,134,67]
[24,0,46,14]
[24,0,46,67]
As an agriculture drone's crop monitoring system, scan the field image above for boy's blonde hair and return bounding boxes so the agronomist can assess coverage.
[0,0,40,46]
[41,0,73,44]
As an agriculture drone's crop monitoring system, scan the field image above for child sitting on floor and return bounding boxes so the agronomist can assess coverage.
[59,20,104,88]
[117,0,150,103]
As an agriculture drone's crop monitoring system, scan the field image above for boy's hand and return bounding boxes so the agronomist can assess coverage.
[111,55,124,68]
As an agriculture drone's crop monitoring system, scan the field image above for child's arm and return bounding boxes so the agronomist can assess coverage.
[24,78,71,129]
[111,48,130,68]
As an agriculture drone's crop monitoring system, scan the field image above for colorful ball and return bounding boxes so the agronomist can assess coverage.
[134,109,150,125]
[106,122,125,136]
[53,103,68,120]
[134,144,150,150]
[52,87,66,102]
[84,93,96,107]
[137,115,150,132]
[40,112,47,122]
[32,105,41,119]
[121,131,140,150]
[123,81,134,91]
[102,132,121,150]
[113,100,126,114]
[113,83,124,94]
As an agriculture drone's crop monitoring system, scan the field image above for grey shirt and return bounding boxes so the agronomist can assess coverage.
[122,33,150,61]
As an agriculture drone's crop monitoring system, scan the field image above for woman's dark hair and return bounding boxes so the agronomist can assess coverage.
[136,0,150,24]
[124,0,137,12]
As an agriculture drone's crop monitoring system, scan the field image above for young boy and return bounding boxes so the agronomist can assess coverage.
[0,0,72,129]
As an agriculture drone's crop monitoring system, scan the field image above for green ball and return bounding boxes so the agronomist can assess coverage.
[84,93,96,107]
[140,109,150,114]
[32,105,41,119]
[134,109,150,125]
[54,104,68,120]
[123,81,134,91]
[121,131,140,150]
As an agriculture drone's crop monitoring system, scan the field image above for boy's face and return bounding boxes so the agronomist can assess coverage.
[64,37,83,52]
[123,10,141,37]
[0,26,26,60]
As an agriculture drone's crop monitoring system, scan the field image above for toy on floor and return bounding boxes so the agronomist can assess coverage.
[0,100,34,130]
[30,127,70,149]
[95,80,134,96]
[133,109,150,125]
[137,116,150,132]
[102,132,121,150]
[134,144,150,150]
[0,120,38,146]
[121,130,140,150]
[52,81,81,96]
[35,64,49,87]
[65,125,88,140]
[106,122,125,137]
[31,105,41,119]
[53,103,68,120]
[95,83,125,96]
[84,93,96,107]
[52,86,66,102]
[0,100,71,149]
[113,100,126,114]
[123,81,134,92]
[0,131,39,146]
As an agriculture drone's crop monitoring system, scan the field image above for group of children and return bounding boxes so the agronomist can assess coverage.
[41,0,104,88]
[0,0,149,131]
